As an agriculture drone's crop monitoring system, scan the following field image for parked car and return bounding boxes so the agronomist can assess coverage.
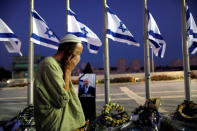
[4,79,28,87]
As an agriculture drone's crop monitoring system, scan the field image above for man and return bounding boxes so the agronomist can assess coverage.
[79,78,95,97]
[34,34,85,131]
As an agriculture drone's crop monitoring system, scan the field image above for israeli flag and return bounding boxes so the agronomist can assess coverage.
[67,9,102,54]
[148,11,166,58]
[31,10,60,50]
[0,19,22,56]
[186,5,197,55]
[106,5,140,47]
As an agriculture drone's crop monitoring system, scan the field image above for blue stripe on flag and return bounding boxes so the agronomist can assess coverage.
[32,12,45,22]
[67,10,83,23]
[149,39,161,48]
[158,46,163,58]
[148,31,164,40]
[0,33,17,38]
[68,32,86,38]
[106,7,115,15]
[89,43,99,50]
[31,33,59,46]
[84,42,99,51]
[189,42,197,53]
[107,29,137,43]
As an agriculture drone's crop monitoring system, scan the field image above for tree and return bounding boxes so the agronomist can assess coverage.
[0,67,11,81]
[82,62,93,74]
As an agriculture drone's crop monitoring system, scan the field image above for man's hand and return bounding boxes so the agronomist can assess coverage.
[63,55,77,92]
[64,55,77,73]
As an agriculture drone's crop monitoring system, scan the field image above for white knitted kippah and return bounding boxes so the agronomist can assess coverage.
[60,34,82,44]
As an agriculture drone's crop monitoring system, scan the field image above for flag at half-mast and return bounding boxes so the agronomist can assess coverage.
[0,19,22,56]
[67,8,102,54]
[186,5,197,55]
[148,11,166,58]
[106,5,140,47]
[31,10,60,50]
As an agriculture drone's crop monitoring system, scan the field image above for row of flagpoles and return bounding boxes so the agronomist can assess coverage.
[0,0,196,104]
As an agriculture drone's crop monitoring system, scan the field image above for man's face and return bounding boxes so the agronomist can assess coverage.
[62,42,83,68]
[71,43,83,67]
[84,79,89,87]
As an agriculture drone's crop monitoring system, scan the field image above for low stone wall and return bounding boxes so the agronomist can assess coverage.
[71,71,186,81]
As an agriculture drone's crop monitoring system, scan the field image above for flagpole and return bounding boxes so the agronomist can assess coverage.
[181,0,191,101]
[143,0,151,99]
[151,48,154,72]
[66,0,70,34]
[28,0,34,105]
[103,0,110,103]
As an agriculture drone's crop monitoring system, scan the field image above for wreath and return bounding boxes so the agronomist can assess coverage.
[131,98,161,129]
[101,102,129,127]
[176,100,197,122]
[74,121,89,131]
[0,105,35,131]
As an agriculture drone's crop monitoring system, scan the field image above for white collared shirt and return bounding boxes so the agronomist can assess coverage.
[84,86,89,94]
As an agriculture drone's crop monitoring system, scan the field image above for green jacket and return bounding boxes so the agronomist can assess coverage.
[34,57,85,131]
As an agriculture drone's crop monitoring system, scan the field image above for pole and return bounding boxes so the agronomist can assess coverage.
[181,0,191,101]
[143,0,151,99]
[66,0,70,34]
[103,0,110,103]
[28,0,34,105]
[151,48,154,72]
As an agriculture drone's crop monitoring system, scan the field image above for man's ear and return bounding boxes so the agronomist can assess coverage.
[59,50,65,56]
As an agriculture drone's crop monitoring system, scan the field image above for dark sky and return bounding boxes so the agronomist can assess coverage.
[0,0,197,70]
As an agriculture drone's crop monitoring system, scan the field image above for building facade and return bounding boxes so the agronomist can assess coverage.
[130,59,141,72]
[12,56,45,79]
[117,58,126,73]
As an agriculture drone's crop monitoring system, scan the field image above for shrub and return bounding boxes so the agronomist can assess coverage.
[151,75,177,81]
[110,77,132,83]
[98,79,104,84]
[97,77,136,84]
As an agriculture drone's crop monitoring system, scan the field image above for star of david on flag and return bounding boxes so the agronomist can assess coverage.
[0,19,22,56]
[31,10,60,50]
[67,9,102,54]
[148,11,166,58]
[106,5,140,47]
[186,5,197,55]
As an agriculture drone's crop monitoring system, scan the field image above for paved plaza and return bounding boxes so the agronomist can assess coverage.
[0,80,197,121]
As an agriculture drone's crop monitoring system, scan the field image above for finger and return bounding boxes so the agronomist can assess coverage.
[67,56,73,61]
